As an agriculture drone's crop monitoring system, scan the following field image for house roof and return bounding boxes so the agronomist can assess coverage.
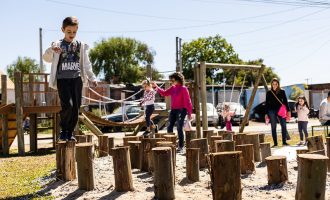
[0,70,15,89]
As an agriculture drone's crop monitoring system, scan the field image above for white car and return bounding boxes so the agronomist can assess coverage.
[191,103,219,127]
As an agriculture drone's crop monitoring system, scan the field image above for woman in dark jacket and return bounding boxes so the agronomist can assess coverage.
[265,78,290,146]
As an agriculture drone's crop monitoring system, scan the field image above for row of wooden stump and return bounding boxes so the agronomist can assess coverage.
[56,131,330,200]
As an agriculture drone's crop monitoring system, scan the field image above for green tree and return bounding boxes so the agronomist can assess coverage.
[182,35,279,86]
[6,56,40,81]
[89,37,161,83]
[290,85,304,100]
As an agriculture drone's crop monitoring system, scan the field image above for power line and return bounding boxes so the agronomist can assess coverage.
[229,0,330,7]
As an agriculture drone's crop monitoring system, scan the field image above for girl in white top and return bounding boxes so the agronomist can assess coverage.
[140,80,157,136]
[295,96,310,145]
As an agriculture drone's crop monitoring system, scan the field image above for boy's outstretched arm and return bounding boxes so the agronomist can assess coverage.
[83,44,97,86]
[43,46,54,63]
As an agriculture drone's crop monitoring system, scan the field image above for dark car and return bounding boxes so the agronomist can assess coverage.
[252,100,297,122]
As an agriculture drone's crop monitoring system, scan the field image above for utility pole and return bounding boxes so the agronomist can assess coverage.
[176,37,182,73]
[39,28,44,72]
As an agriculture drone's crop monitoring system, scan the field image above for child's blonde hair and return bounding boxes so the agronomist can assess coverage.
[142,79,151,87]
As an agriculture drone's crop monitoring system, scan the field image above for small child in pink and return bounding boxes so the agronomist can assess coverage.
[222,104,235,131]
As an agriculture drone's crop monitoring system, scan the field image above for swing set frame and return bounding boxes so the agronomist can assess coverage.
[193,62,268,136]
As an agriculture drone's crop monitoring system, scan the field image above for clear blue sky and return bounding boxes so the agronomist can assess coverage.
[1,0,329,86]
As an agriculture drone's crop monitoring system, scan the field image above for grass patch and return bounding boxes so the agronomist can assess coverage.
[0,151,56,199]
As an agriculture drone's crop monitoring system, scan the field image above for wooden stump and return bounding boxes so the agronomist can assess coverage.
[222,132,233,141]
[296,149,308,156]
[210,136,222,152]
[108,137,115,156]
[203,130,216,146]
[306,149,326,155]
[98,135,108,157]
[76,143,94,190]
[56,141,76,181]
[207,151,242,200]
[156,141,176,177]
[306,135,324,152]
[85,134,93,143]
[259,133,265,143]
[236,144,255,174]
[155,133,166,138]
[76,135,87,143]
[185,130,197,148]
[265,156,288,184]
[163,135,177,145]
[190,138,209,168]
[112,146,134,192]
[217,130,227,136]
[140,138,165,172]
[233,133,246,145]
[246,133,261,162]
[260,142,271,162]
[123,136,139,146]
[295,154,328,200]
[327,137,330,172]
[186,148,199,182]
[153,147,175,200]
[128,141,141,169]
[215,140,235,152]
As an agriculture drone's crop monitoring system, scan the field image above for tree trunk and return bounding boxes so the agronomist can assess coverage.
[260,142,272,162]
[259,133,265,143]
[186,148,199,182]
[210,136,222,153]
[265,156,288,184]
[140,138,165,172]
[123,136,139,146]
[233,133,247,146]
[236,144,255,174]
[112,146,134,192]
[128,141,141,169]
[108,137,115,156]
[76,143,94,190]
[185,130,197,148]
[207,151,242,200]
[306,135,324,152]
[98,135,109,157]
[190,138,209,168]
[246,133,261,162]
[326,137,330,172]
[56,141,76,181]
[163,135,177,146]
[295,154,328,200]
[222,132,233,141]
[215,140,235,152]
[203,130,216,146]
[153,147,175,200]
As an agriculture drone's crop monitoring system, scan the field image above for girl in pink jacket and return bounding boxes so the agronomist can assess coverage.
[296,96,310,145]
[152,73,192,152]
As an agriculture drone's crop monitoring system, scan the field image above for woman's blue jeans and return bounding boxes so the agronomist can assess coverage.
[167,108,187,148]
[268,110,288,145]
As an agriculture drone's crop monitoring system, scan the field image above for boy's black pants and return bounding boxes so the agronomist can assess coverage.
[57,77,83,133]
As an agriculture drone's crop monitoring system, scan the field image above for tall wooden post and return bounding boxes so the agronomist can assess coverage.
[1,75,9,155]
[153,147,175,199]
[239,65,265,133]
[296,154,328,200]
[165,81,171,111]
[326,137,330,172]
[14,72,25,155]
[193,63,201,138]
[200,62,208,130]
[112,146,134,192]
[29,74,37,152]
[76,143,94,190]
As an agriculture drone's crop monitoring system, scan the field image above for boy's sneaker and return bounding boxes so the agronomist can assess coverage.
[154,125,159,133]
[59,131,68,141]
[177,147,183,153]
[297,141,304,146]
[143,130,150,138]
[67,132,77,142]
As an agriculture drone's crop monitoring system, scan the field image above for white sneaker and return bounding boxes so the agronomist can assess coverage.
[297,141,304,145]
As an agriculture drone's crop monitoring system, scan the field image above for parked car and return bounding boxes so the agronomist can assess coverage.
[191,103,219,127]
[217,102,249,126]
[251,100,297,122]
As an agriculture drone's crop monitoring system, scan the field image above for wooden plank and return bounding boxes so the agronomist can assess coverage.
[239,65,265,133]
[14,72,25,155]
[0,121,17,130]
[0,104,15,115]
[79,113,103,137]
[194,63,201,138]
[205,63,261,70]
[23,106,61,114]
[200,62,208,131]
[1,74,9,155]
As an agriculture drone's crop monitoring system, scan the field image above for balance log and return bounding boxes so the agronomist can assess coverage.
[185,130,197,148]
[186,148,199,182]
[123,136,139,146]
[259,133,265,143]
[327,137,330,172]
[112,146,134,192]
[215,140,235,152]
[246,133,261,162]
[190,138,209,168]
[265,156,288,184]
[260,142,271,162]
[233,133,247,145]
[153,147,175,200]
[207,151,242,200]
[128,141,141,169]
[108,137,115,156]
[76,143,94,190]
[295,154,328,200]
[210,136,222,152]
[222,132,233,141]
[98,135,109,157]
[163,135,177,145]
[236,144,255,174]
[306,135,324,152]
[56,141,76,181]
[140,138,165,172]
[203,130,216,145]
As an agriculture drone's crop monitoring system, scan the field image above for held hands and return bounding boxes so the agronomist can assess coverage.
[151,81,157,88]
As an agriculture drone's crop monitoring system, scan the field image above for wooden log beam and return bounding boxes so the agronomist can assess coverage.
[1,74,9,156]
[14,72,25,156]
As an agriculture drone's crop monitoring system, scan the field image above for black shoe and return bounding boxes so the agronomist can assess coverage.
[271,144,278,148]
[154,125,159,133]
[59,131,68,141]
[67,132,77,142]
[283,142,289,146]
[143,130,150,138]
